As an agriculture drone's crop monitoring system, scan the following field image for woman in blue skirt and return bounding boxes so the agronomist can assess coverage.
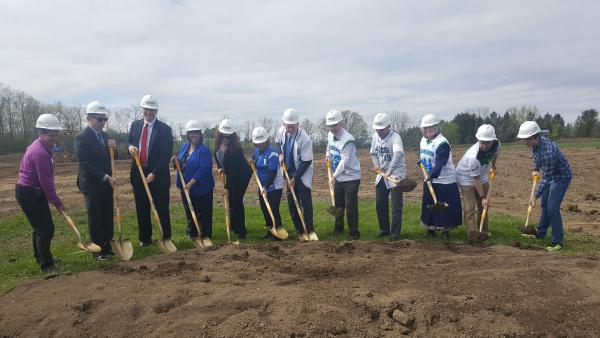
[418,114,462,240]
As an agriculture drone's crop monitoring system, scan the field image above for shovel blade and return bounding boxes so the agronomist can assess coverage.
[84,242,102,253]
[308,232,319,241]
[201,237,213,247]
[192,238,204,249]
[298,233,309,241]
[111,240,134,261]
[273,227,289,240]
[157,239,177,254]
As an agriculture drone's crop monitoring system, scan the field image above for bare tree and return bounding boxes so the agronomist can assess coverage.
[387,111,411,133]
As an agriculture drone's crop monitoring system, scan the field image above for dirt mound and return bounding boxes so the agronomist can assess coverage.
[1,241,599,337]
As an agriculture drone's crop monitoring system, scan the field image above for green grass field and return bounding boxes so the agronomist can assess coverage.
[1,200,598,295]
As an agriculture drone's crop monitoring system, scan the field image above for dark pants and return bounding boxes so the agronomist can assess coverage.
[334,179,360,236]
[83,184,114,254]
[258,189,283,229]
[376,180,403,238]
[131,168,171,242]
[228,179,250,236]
[15,185,55,270]
[287,179,314,234]
[180,189,213,238]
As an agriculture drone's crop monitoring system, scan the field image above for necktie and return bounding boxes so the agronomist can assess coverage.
[140,123,148,166]
[97,132,105,150]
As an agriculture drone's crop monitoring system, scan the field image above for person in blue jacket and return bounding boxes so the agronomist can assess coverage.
[251,126,285,240]
[173,120,215,244]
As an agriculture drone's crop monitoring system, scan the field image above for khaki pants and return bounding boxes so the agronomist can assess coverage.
[460,183,489,237]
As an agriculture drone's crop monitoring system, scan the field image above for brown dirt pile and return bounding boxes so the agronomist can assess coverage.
[1,241,599,337]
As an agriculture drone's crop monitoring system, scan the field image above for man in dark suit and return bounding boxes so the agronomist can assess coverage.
[75,101,117,260]
[127,94,174,246]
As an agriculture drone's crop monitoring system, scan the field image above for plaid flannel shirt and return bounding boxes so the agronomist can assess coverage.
[532,137,572,197]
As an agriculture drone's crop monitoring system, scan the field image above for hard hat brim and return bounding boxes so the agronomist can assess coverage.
[252,136,269,144]
[140,104,158,110]
[282,119,299,124]
[372,123,389,130]
[325,119,342,126]
[218,127,235,135]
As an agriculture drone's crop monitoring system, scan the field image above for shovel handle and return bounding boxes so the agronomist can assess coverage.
[524,175,540,227]
[249,160,278,231]
[326,158,336,206]
[109,146,125,241]
[281,160,309,235]
[174,158,203,246]
[219,171,232,243]
[375,168,401,185]
[133,152,165,239]
[418,162,440,204]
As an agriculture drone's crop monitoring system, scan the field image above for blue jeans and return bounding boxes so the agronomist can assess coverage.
[536,177,571,246]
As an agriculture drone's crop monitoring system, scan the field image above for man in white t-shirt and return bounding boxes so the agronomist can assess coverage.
[325,110,361,240]
[455,124,500,242]
[370,113,406,241]
[275,109,316,239]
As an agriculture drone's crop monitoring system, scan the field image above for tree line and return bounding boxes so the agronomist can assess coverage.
[1,82,599,155]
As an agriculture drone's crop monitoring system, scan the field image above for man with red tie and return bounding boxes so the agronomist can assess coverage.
[127,95,174,247]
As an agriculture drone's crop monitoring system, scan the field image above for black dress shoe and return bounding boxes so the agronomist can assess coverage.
[378,232,390,238]
[139,241,152,247]
[423,230,436,238]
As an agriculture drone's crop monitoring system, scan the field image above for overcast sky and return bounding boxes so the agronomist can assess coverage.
[1,0,599,126]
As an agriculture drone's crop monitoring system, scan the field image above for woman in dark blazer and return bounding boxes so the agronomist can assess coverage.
[214,119,252,239]
[174,120,215,245]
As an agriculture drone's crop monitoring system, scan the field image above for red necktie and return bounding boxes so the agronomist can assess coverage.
[140,123,148,166]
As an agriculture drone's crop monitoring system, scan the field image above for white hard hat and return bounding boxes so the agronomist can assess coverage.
[35,114,63,131]
[372,113,391,130]
[420,113,439,128]
[282,108,299,124]
[218,119,235,135]
[252,126,269,144]
[86,101,109,116]
[517,121,541,139]
[475,124,496,141]
[139,94,158,109]
[186,120,202,132]
[325,110,343,126]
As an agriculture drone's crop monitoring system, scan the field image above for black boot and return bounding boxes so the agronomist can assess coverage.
[423,229,436,238]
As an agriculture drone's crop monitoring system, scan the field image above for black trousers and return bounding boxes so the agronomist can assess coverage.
[334,179,361,236]
[227,179,250,236]
[180,189,213,238]
[131,168,172,242]
[287,179,314,234]
[83,184,114,254]
[15,185,55,270]
[375,179,403,238]
[258,189,283,229]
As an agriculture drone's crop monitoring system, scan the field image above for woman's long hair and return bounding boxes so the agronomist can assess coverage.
[215,131,241,153]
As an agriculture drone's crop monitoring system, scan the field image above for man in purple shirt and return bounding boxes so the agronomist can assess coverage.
[15,114,64,276]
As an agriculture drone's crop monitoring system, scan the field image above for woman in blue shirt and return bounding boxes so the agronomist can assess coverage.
[251,127,285,240]
[174,120,215,245]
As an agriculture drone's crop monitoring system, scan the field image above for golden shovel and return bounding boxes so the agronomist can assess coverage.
[219,172,240,245]
[519,174,540,235]
[325,158,343,216]
[59,210,102,253]
[280,160,316,241]
[248,160,288,240]
[173,158,205,249]
[109,146,133,261]
[418,162,449,210]
[133,152,177,254]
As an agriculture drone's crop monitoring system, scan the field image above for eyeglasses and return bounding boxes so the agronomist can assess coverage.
[94,117,109,122]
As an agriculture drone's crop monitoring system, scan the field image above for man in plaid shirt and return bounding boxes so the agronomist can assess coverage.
[517,121,572,251]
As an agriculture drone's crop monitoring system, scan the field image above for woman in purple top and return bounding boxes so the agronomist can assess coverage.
[15,114,64,276]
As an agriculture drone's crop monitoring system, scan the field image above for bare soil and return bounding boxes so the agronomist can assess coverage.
[1,241,599,337]
[2,145,599,337]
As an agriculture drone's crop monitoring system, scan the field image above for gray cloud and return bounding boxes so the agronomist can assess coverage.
[1,0,599,126]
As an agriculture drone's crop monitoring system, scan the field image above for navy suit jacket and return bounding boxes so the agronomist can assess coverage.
[75,126,112,194]
[127,119,173,187]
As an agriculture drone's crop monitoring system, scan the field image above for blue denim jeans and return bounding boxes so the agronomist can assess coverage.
[536,177,571,246]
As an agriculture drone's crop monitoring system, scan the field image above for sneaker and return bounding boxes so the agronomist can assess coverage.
[547,244,562,252]
[42,265,60,278]
[521,234,537,239]
[139,241,152,247]
[94,253,110,261]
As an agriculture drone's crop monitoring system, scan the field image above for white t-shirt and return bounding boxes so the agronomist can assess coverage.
[370,130,406,188]
[456,141,501,186]
[327,128,361,182]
